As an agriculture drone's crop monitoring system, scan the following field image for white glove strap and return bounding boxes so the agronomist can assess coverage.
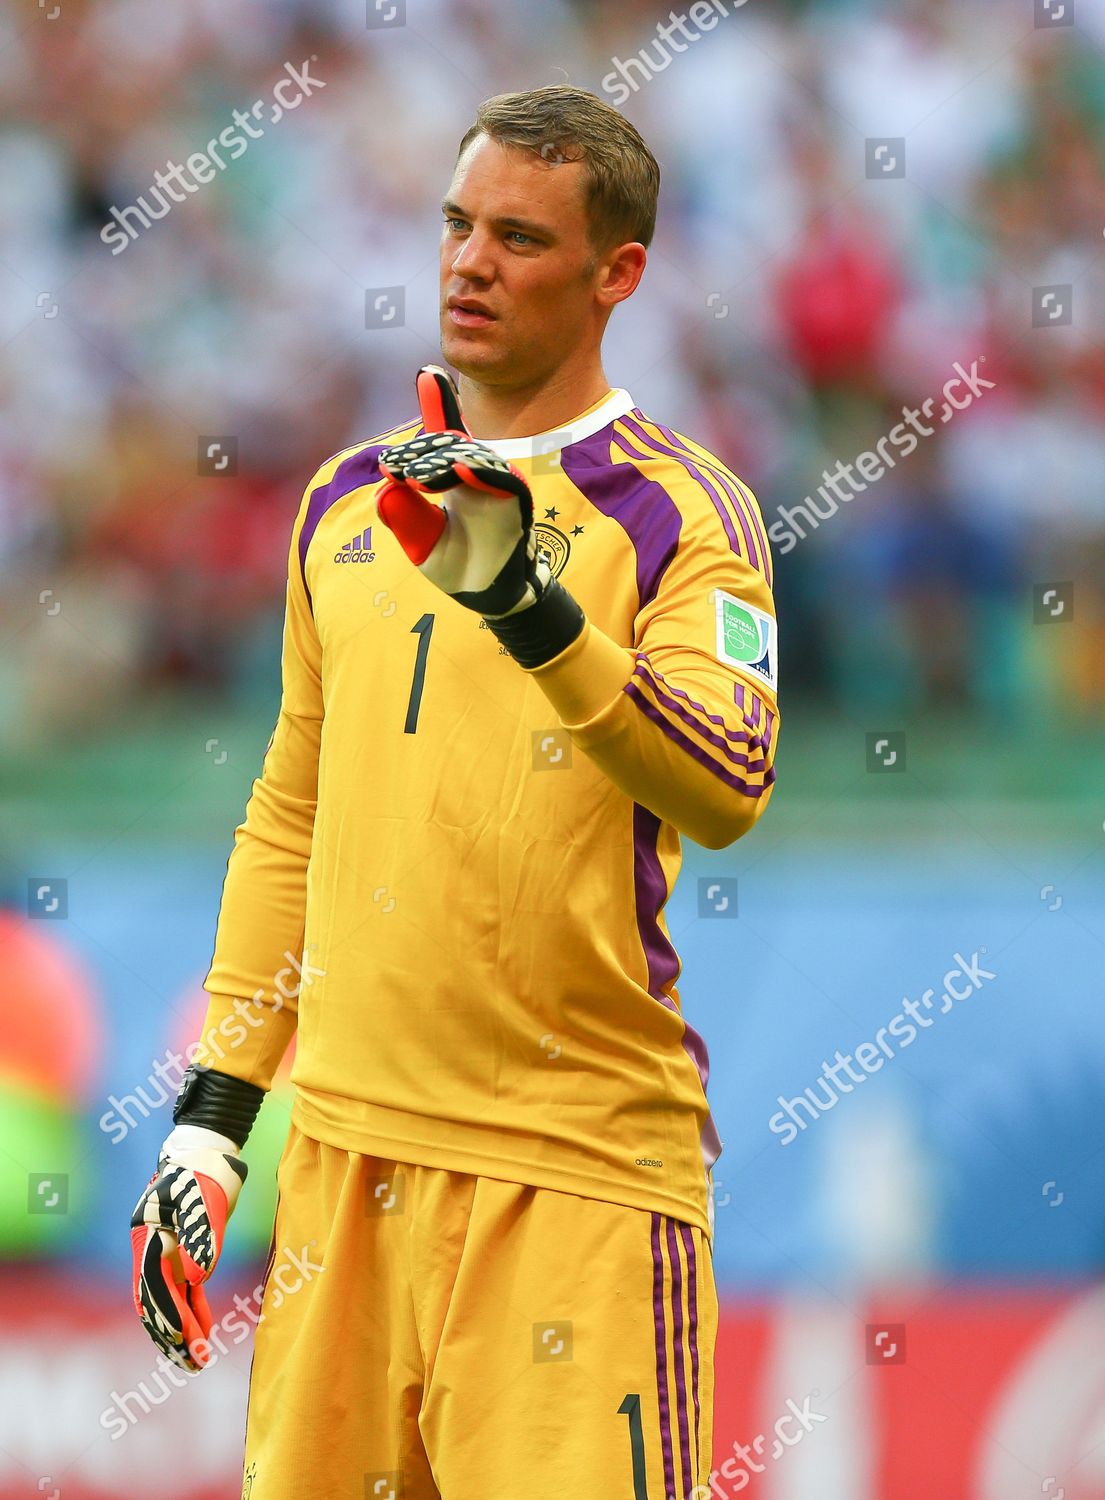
[162,1123,239,1156]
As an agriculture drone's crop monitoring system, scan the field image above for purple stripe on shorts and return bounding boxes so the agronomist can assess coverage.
[619,414,759,574]
[652,1213,676,1500]
[298,443,389,603]
[666,1218,693,1496]
[560,427,682,612]
[678,1222,702,1483]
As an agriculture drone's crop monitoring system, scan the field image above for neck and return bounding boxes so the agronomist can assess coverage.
[456,353,613,440]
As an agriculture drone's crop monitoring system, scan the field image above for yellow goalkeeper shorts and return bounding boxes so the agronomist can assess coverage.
[240,1122,717,1500]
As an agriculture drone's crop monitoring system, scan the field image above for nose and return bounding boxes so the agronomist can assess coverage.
[449,228,494,283]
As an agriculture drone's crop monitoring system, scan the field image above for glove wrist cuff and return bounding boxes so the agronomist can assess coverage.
[172,1064,265,1148]
[484,577,586,670]
[162,1122,240,1156]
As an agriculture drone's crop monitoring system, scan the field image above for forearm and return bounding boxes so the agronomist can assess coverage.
[193,706,319,1089]
[524,613,778,849]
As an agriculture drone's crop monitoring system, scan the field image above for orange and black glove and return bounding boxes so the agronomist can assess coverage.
[129,1065,262,1371]
[376,365,585,668]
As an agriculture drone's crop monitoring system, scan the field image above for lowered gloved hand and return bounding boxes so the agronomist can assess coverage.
[130,1064,263,1371]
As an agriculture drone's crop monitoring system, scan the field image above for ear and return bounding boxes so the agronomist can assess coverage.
[595,242,647,310]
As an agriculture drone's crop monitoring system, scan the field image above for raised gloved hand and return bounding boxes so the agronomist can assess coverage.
[376,365,585,667]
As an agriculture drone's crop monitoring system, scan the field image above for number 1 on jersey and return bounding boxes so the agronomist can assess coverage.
[404,613,434,734]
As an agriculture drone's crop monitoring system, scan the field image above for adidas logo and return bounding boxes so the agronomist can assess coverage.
[334,528,375,564]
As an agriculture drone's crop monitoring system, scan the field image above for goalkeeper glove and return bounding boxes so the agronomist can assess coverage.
[376,365,586,669]
[129,1065,263,1371]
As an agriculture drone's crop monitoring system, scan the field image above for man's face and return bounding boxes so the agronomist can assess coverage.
[439,134,607,387]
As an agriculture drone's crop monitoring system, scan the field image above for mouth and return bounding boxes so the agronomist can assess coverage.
[446,297,496,329]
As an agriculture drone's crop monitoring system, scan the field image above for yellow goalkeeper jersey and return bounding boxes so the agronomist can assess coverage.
[196,385,779,1237]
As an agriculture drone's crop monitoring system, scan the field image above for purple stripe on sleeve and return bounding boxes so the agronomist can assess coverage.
[619,414,760,574]
[728,471,773,588]
[634,807,724,1172]
[652,1213,677,1500]
[639,655,763,744]
[633,673,768,772]
[631,658,766,761]
[298,443,388,603]
[650,416,773,587]
[666,1217,694,1497]
[678,1223,702,1481]
[733,678,778,754]
[644,654,774,748]
[626,685,774,798]
[615,419,743,563]
[560,428,682,612]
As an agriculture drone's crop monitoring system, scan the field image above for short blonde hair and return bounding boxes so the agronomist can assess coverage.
[457,85,660,251]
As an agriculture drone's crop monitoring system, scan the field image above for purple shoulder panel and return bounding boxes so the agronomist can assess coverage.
[560,424,683,613]
[297,443,390,603]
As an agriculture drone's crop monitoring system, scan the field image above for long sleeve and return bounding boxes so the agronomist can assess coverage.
[192,479,325,1090]
[526,488,779,851]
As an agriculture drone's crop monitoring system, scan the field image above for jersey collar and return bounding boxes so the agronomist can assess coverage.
[480,388,636,461]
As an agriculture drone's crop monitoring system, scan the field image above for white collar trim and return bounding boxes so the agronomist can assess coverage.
[480,388,635,460]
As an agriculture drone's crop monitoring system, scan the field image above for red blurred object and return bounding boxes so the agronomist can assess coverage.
[775,216,901,387]
[0,909,103,1105]
[2,1273,1102,1499]
[713,1287,1104,1499]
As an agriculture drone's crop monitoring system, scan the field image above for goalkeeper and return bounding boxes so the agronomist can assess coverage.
[131,84,779,1500]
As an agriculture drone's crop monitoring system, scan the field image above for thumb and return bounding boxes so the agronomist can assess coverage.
[376,477,447,566]
[416,365,468,435]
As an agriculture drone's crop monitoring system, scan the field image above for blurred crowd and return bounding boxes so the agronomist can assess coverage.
[1,0,1104,744]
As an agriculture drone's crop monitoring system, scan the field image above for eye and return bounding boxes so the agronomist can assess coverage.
[444,216,468,233]
[506,231,533,246]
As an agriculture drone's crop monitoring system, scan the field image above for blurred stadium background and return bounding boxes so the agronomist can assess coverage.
[1,0,1104,1495]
